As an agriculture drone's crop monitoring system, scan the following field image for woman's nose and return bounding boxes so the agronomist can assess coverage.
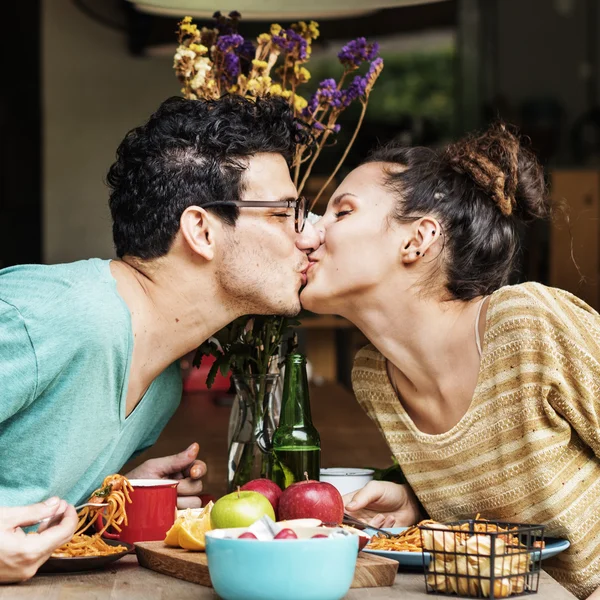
[296,218,322,252]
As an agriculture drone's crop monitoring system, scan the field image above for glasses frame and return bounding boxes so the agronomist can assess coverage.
[201,197,308,233]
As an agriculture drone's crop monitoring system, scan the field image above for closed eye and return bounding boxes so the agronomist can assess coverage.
[273,213,292,218]
[335,210,352,218]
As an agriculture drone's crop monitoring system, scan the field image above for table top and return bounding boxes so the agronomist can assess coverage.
[2,556,577,600]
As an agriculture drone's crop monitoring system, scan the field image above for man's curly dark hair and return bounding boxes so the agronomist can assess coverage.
[107,95,311,259]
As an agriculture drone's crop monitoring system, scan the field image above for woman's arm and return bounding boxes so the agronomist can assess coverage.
[343,481,425,528]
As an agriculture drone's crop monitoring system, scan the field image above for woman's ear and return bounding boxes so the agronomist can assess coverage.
[400,217,443,264]
[179,206,216,261]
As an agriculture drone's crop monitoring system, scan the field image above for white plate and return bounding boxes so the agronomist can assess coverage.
[362,527,571,568]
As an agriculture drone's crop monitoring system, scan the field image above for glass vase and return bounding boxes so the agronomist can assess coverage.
[227,373,281,491]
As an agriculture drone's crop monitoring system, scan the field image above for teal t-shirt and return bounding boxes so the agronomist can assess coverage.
[0,259,182,506]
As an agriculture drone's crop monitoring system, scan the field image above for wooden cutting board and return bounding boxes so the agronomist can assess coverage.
[135,541,397,589]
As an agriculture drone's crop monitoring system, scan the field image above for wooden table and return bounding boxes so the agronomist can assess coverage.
[2,556,577,599]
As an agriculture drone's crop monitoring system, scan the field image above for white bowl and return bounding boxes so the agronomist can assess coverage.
[319,468,374,496]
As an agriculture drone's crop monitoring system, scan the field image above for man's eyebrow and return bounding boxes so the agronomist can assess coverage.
[330,193,357,207]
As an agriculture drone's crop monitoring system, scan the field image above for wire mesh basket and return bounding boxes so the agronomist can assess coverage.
[419,520,546,599]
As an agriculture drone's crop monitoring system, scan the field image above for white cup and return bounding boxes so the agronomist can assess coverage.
[319,468,375,496]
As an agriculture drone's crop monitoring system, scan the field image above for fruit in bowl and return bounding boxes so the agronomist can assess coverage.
[211,490,276,529]
[278,477,344,524]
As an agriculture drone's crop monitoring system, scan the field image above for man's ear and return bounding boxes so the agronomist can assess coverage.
[179,206,217,261]
[399,217,443,265]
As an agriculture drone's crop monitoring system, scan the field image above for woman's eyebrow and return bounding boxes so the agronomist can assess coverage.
[330,193,357,208]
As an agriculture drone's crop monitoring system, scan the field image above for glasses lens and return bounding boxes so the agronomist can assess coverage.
[296,197,307,232]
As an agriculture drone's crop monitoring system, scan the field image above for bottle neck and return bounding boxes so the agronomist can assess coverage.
[280,355,313,428]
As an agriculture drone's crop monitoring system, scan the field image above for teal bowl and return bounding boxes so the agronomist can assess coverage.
[205,528,359,600]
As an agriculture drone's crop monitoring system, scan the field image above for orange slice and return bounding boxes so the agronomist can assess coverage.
[164,517,184,547]
[178,513,212,551]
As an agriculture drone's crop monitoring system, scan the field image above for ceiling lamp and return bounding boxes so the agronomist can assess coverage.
[126,0,446,20]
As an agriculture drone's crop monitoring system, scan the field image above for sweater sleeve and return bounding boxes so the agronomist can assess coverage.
[0,299,38,424]
[527,285,600,460]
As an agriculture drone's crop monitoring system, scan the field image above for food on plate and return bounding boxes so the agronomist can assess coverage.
[366,519,437,552]
[51,474,133,557]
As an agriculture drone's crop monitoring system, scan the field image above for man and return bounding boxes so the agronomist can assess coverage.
[0,94,319,579]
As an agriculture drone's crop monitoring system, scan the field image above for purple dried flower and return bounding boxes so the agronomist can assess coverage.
[367,57,384,78]
[312,122,324,131]
[272,29,308,60]
[332,124,341,133]
[366,42,380,61]
[337,37,380,69]
[223,52,241,81]
[216,33,244,52]
[303,78,345,117]
[237,38,256,61]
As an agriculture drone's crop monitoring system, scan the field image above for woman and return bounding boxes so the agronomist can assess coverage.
[301,123,599,599]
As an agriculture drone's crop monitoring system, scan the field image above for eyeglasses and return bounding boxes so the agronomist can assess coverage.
[202,197,308,233]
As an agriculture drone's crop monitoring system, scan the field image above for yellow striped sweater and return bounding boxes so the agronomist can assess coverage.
[352,282,600,599]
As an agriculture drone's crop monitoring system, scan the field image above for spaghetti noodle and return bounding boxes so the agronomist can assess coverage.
[52,474,134,557]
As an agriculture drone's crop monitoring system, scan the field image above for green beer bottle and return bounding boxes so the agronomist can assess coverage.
[271,353,321,488]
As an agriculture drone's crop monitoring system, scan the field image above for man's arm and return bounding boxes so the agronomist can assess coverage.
[0,300,38,423]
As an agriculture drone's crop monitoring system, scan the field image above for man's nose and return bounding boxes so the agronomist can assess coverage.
[296,218,322,253]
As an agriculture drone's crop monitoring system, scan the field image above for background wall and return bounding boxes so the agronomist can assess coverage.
[485,0,599,165]
[43,0,178,263]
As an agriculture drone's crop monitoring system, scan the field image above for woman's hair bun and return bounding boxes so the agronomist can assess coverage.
[443,122,550,221]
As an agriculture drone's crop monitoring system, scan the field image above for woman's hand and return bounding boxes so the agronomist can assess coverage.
[0,498,78,583]
[125,443,207,509]
[343,481,424,528]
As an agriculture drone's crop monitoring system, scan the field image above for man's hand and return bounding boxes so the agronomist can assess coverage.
[0,498,78,583]
[343,481,423,529]
[125,443,207,509]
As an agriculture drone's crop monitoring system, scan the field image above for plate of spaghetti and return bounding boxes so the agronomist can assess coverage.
[363,519,570,568]
[39,474,135,573]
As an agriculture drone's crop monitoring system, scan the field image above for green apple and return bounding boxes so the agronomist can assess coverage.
[211,490,276,529]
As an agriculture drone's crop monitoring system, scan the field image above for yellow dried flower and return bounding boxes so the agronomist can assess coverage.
[293,95,308,112]
[247,79,261,93]
[252,59,269,70]
[269,83,283,95]
[257,33,272,44]
[182,16,192,24]
[307,21,319,40]
[294,66,311,83]
[180,23,198,35]
[189,43,208,55]
[270,23,282,36]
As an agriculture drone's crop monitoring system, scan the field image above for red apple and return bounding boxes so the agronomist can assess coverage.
[278,479,344,525]
[241,479,282,517]
[238,532,258,539]
[274,528,298,540]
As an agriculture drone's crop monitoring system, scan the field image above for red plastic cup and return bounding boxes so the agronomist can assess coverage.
[97,479,178,544]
